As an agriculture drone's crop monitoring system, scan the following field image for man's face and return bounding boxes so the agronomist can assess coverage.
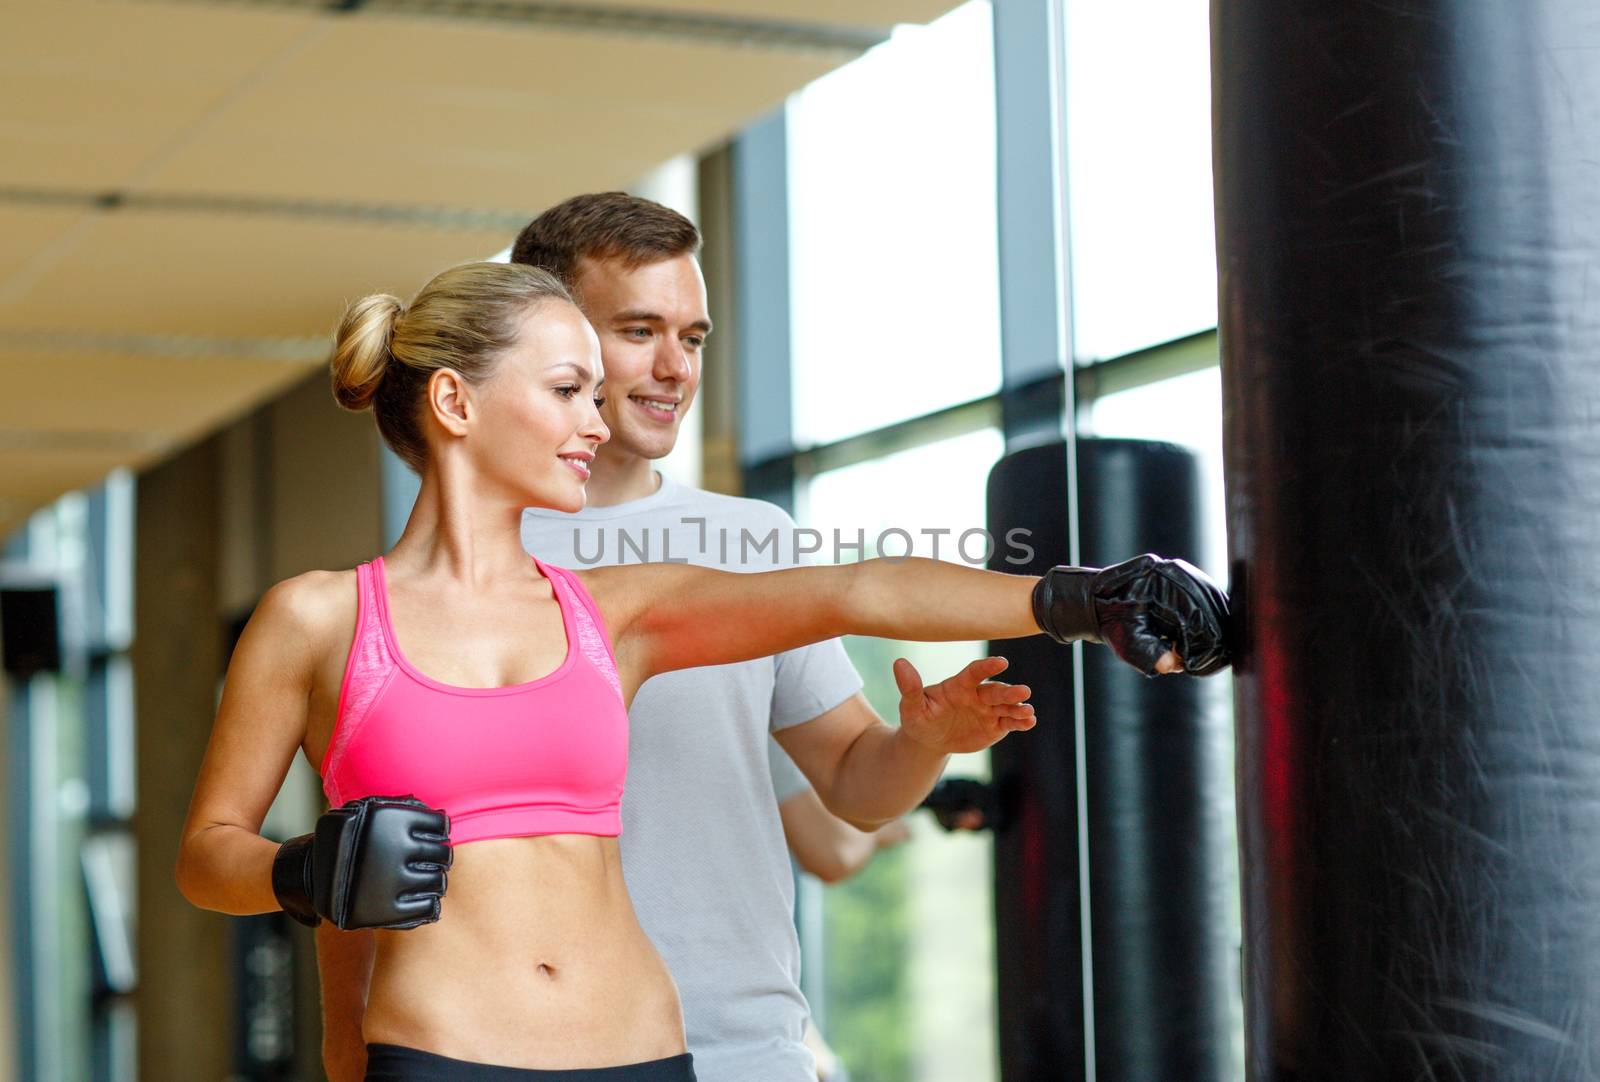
[570,253,710,462]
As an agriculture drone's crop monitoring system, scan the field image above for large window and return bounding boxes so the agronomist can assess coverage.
[742,0,1234,1077]
[1085,362,1226,579]
[778,9,1010,1046]
[1064,0,1216,362]
[787,1,1002,447]
[798,429,1005,1082]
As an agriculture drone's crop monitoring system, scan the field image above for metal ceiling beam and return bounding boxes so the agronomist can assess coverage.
[158,0,889,52]
[0,330,329,364]
[0,187,533,232]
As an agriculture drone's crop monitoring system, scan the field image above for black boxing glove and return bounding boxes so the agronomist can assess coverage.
[1031,554,1231,677]
[920,777,997,832]
[272,794,452,930]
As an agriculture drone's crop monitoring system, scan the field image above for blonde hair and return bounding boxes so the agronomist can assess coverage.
[329,262,574,471]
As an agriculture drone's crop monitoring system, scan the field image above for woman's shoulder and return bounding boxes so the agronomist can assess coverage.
[563,563,664,632]
[563,562,623,602]
[253,568,359,645]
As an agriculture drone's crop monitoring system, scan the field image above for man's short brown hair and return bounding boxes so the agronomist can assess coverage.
[510,192,701,289]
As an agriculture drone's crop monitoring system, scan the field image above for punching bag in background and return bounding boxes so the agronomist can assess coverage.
[1213,3,1600,1080]
[988,437,1235,1082]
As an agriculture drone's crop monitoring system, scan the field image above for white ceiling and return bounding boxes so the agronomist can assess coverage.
[1,0,962,534]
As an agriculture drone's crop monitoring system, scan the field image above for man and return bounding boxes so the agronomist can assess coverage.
[316,192,1037,1082]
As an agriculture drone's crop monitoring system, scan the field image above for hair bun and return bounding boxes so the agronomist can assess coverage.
[330,293,404,411]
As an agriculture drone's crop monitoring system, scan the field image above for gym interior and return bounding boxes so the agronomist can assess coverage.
[3,1,1595,1080]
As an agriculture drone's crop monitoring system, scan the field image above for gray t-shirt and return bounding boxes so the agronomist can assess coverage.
[521,472,861,1082]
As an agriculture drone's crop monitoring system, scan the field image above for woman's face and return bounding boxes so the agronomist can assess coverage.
[465,299,609,514]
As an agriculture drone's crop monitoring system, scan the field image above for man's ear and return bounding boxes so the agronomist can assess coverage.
[427,368,473,436]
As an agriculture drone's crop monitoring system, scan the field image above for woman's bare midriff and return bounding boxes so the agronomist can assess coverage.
[360,833,685,1070]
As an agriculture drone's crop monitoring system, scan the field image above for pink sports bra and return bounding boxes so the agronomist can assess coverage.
[319,556,628,845]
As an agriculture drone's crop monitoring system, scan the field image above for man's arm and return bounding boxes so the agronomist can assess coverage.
[779,786,911,883]
[775,653,1033,829]
[775,694,945,830]
[316,923,375,1082]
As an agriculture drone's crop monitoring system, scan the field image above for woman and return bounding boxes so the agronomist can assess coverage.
[175,262,1228,1081]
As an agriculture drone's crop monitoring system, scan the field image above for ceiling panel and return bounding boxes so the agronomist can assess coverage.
[0,349,315,437]
[0,206,88,284]
[0,3,320,191]
[0,209,512,338]
[139,14,839,209]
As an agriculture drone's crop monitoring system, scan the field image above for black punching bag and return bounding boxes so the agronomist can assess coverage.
[989,438,1236,1082]
[1213,3,1600,1080]
[989,439,1085,1082]
[1077,441,1237,1082]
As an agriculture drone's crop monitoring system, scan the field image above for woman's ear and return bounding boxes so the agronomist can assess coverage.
[427,368,473,437]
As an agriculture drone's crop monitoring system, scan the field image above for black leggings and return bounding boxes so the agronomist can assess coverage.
[363,1043,696,1082]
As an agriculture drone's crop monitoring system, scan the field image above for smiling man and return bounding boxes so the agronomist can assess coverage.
[314,193,1036,1082]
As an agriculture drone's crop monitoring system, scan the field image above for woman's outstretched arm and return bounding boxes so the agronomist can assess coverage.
[589,553,1226,690]
[590,558,1038,683]
[829,557,1043,642]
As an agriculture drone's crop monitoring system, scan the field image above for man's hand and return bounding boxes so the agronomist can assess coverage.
[894,655,1035,755]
